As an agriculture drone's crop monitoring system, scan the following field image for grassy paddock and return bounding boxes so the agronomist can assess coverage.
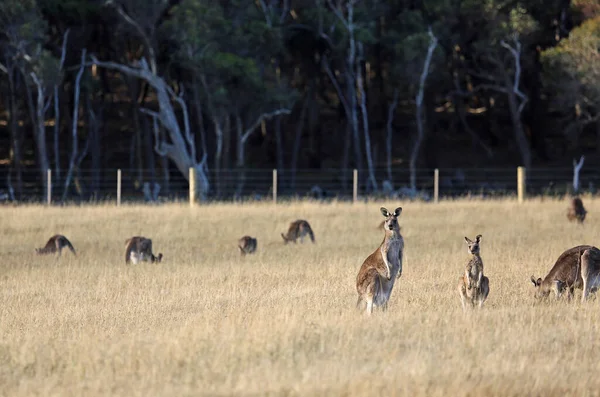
[1,197,599,396]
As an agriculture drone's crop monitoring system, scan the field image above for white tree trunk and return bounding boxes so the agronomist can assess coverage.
[386,89,399,185]
[410,28,438,191]
[356,48,377,192]
[573,155,585,194]
[90,56,210,200]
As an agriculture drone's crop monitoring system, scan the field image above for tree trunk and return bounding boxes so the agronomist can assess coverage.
[88,96,102,198]
[62,49,86,201]
[235,113,246,198]
[410,28,438,191]
[290,96,309,191]
[386,89,399,185]
[7,68,23,199]
[53,86,61,182]
[274,115,284,190]
[24,76,50,198]
[506,89,531,168]
[356,53,377,192]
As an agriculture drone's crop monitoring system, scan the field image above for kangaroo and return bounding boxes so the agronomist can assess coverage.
[281,220,315,244]
[530,245,593,300]
[238,236,257,255]
[125,236,162,264]
[35,234,77,257]
[356,207,404,315]
[567,197,587,224]
[458,235,489,310]
[580,246,600,302]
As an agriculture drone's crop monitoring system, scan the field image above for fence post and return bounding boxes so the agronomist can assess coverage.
[517,166,526,203]
[47,169,51,205]
[272,169,277,204]
[117,169,122,207]
[353,169,358,203]
[189,167,196,206]
[433,168,439,203]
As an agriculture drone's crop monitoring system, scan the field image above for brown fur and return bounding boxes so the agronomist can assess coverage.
[567,197,587,224]
[530,245,593,300]
[125,236,162,264]
[35,234,77,257]
[458,235,489,310]
[238,236,257,255]
[580,247,600,302]
[356,207,404,315]
[281,220,315,244]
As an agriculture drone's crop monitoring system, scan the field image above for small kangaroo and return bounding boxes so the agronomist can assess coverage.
[356,207,404,315]
[35,234,77,257]
[567,197,587,224]
[125,236,162,264]
[457,234,489,310]
[238,236,257,255]
[281,220,315,244]
[531,245,593,300]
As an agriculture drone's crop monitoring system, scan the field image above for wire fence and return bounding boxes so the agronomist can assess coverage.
[0,166,597,204]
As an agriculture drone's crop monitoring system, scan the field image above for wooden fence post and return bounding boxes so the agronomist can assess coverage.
[433,168,439,203]
[47,169,51,205]
[517,166,526,203]
[353,169,358,203]
[272,169,277,204]
[117,169,122,206]
[189,167,196,206]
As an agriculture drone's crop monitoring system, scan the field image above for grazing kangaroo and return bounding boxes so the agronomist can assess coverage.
[238,236,257,255]
[458,235,489,310]
[125,236,162,264]
[35,234,77,257]
[567,197,587,224]
[356,207,404,315]
[281,220,315,244]
[530,245,593,300]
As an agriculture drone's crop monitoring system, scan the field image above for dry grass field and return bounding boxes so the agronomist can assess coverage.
[2,198,600,396]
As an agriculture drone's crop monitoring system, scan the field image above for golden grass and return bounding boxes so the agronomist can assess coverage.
[1,198,600,396]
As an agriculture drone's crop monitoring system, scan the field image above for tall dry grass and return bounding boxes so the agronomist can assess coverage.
[0,198,599,396]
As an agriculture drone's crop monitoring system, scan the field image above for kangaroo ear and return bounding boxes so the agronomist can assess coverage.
[530,276,537,286]
[464,237,472,244]
[394,207,402,217]
[475,235,482,243]
[380,207,389,217]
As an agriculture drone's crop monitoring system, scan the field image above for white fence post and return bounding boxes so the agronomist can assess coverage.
[117,169,122,206]
[517,166,526,203]
[353,169,358,203]
[272,169,277,204]
[47,169,51,205]
[189,167,196,207]
[434,168,439,203]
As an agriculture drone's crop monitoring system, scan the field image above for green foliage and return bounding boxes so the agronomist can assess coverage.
[541,16,600,119]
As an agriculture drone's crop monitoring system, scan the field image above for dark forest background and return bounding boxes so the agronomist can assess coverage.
[0,0,599,201]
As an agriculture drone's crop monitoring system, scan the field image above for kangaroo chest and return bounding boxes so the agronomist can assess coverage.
[374,235,404,305]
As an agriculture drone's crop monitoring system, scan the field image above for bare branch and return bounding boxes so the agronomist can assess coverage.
[279,0,290,23]
[104,0,157,75]
[150,113,168,157]
[326,0,349,29]
[258,0,272,27]
[165,83,195,160]
[416,27,438,107]
[241,108,292,143]
[0,62,8,74]
[501,38,528,113]
[59,28,70,70]
[322,56,351,117]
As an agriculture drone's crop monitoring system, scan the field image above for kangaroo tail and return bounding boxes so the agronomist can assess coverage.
[307,226,315,243]
[65,240,77,256]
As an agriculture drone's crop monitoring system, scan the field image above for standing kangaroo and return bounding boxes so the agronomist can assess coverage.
[567,197,587,224]
[238,236,257,255]
[458,235,489,310]
[281,220,315,244]
[125,236,163,264]
[356,207,404,315]
[35,234,77,257]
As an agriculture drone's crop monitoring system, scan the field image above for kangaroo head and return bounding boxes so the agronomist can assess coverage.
[530,275,551,299]
[154,253,163,263]
[464,234,482,255]
[380,207,402,231]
